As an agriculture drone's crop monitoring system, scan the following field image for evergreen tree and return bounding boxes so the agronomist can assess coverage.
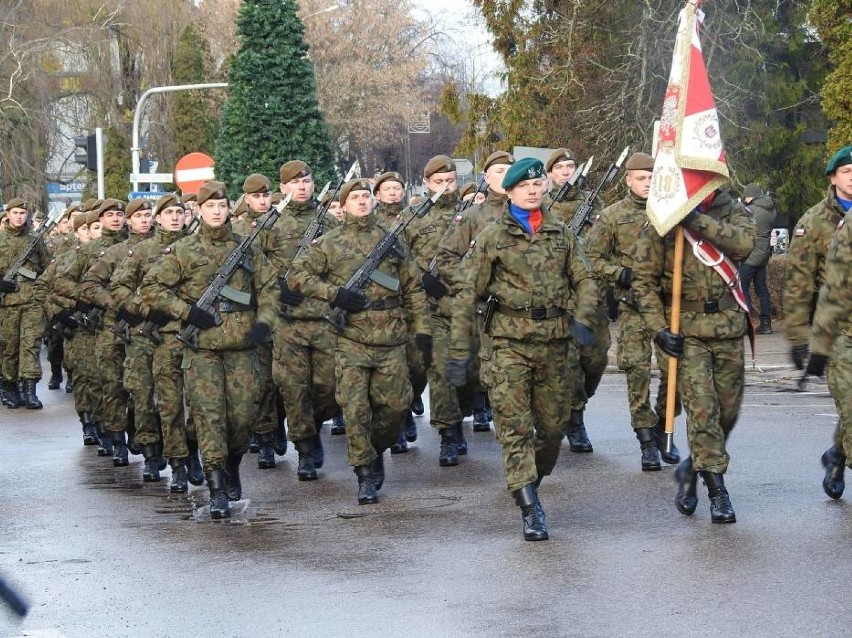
[809,0,852,154]
[215,0,335,195]
[171,24,217,162]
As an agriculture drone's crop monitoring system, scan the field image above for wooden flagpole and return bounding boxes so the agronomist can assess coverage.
[664,225,684,453]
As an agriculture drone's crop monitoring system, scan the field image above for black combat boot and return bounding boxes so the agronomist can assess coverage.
[257,433,276,469]
[484,395,493,422]
[700,471,736,523]
[821,445,846,500]
[273,419,288,456]
[311,432,325,469]
[371,450,385,491]
[169,459,188,494]
[756,318,772,335]
[224,454,243,501]
[96,424,113,457]
[438,428,459,467]
[512,483,549,541]
[674,457,698,515]
[248,432,259,454]
[411,394,425,416]
[472,392,491,432]
[111,431,129,467]
[390,427,408,454]
[186,439,204,486]
[48,364,63,390]
[21,380,42,410]
[456,421,468,455]
[636,428,661,471]
[141,444,162,482]
[330,411,346,435]
[354,465,379,505]
[653,417,680,464]
[294,438,318,481]
[565,409,593,453]
[79,411,99,446]
[403,410,417,442]
[65,371,73,393]
[4,381,23,409]
[207,469,230,519]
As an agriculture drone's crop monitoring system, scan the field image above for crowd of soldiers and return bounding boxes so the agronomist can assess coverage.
[0,143,849,541]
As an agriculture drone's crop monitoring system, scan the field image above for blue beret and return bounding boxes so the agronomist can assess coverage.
[826,145,852,175]
[502,157,545,190]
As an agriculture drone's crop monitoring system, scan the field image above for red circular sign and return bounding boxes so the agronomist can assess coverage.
[173,152,216,195]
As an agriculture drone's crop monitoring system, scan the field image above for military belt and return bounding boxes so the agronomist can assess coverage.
[366,296,401,311]
[665,291,735,314]
[217,300,255,314]
[496,305,566,320]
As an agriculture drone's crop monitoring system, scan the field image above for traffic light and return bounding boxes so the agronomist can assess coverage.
[73,134,97,171]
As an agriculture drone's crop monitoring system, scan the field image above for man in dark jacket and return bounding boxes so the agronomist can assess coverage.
[739,184,777,334]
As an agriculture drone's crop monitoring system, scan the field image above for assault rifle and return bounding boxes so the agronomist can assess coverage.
[547,158,592,214]
[324,184,448,332]
[0,206,63,305]
[184,213,201,235]
[567,146,629,237]
[175,193,292,351]
[458,178,488,213]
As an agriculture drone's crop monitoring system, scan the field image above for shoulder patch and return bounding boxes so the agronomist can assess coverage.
[454,214,464,223]
[794,228,806,237]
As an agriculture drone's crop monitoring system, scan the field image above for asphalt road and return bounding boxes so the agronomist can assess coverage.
[1,339,849,638]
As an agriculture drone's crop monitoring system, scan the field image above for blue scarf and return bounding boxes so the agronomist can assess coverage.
[509,203,541,235]
[835,195,852,213]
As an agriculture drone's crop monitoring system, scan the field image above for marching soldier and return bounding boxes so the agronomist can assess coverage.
[787,146,852,498]
[446,158,601,541]
[632,189,755,523]
[289,178,430,505]
[585,152,680,469]
[141,181,280,519]
[45,205,79,390]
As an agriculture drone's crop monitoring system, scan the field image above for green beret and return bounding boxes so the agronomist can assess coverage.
[62,204,80,219]
[81,198,98,212]
[483,151,515,172]
[545,148,576,172]
[339,179,372,204]
[502,157,545,190]
[5,198,28,212]
[231,195,248,217]
[459,182,476,199]
[154,193,183,215]
[88,199,104,213]
[826,145,852,175]
[73,213,89,231]
[271,192,284,205]
[424,155,456,178]
[279,160,312,184]
[181,193,197,203]
[96,198,126,217]
[243,173,271,194]
[625,152,654,171]
[742,183,763,200]
[373,171,405,193]
[126,198,152,217]
[196,181,229,205]
[85,209,101,225]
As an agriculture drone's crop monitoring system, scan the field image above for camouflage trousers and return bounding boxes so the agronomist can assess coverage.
[95,329,128,434]
[678,336,744,474]
[429,314,476,430]
[335,338,412,467]
[405,329,428,400]
[571,305,611,411]
[273,319,337,442]
[487,337,572,492]
[828,334,852,468]
[64,329,99,416]
[153,336,195,460]
[123,335,159,447]
[182,347,260,472]
[251,342,279,437]
[617,304,680,430]
[0,303,44,381]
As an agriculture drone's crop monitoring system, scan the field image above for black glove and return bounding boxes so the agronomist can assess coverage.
[75,300,93,313]
[805,353,828,378]
[249,322,272,345]
[617,267,633,288]
[116,307,143,326]
[186,304,218,330]
[415,333,433,369]
[146,309,173,327]
[279,279,304,307]
[654,327,684,358]
[421,272,447,299]
[0,280,19,293]
[446,358,470,387]
[331,287,369,312]
[571,321,597,348]
[54,308,79,329]
[791,344,809,371]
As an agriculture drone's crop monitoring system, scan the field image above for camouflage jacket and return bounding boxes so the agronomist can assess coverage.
[811,213,852,356]
[110,226,186,333]
[37,245,80,319]
[0,222,51,306]
[288,212,430,347]
[742,194,777,267]
[632,190,756,339]
[79,230,152,325]
[53,226,128,307]
[46,232,76,256]
[139,219,280,351]
[449,205,600,356]
[783,187,846,346]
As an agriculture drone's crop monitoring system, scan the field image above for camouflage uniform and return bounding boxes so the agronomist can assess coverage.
[140,219,280,473]
[449,205,600,492]
[289,212,430,468]
[632,191,755,475]
[44,231,76,382]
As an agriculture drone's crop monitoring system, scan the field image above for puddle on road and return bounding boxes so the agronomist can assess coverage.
[336,494,461,519]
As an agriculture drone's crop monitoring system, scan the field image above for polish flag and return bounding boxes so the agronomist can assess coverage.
[647,0,729,236]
